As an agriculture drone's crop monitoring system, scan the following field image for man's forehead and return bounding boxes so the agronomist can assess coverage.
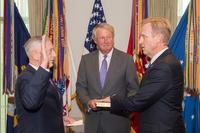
[141,24,152,34]
[140,30,151,37]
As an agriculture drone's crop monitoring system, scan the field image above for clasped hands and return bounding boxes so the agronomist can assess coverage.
[88,96,111,110]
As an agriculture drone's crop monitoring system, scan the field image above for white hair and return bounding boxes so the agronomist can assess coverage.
[24,36,42,57]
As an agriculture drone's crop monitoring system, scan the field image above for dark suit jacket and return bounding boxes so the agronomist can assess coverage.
[15,65,64,133]
[111,49,185,133]
[76,48,139,133]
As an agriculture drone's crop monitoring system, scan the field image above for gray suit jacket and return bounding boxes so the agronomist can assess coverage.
[76,48,139,133]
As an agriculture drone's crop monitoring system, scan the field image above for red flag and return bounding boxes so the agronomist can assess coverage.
[127,0,148,132]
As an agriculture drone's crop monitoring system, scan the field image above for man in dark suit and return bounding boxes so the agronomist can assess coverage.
[15,35,74,133]
[76,23,139,133]
[100,18,185,133]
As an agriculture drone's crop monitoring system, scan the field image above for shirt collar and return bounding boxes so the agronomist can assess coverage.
[29,63,39,70]
[99,48,113,58]
[29,63,50,72]
[150,47,168,64]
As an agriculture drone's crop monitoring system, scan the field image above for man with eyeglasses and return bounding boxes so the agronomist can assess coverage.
[76,23,139,133]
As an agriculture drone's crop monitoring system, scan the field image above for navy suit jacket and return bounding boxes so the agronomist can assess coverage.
[15,65,64,133]
[111,49,185,133]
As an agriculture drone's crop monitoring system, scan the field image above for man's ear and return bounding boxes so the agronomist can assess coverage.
[93,38,97,44]
[28,50,33,59]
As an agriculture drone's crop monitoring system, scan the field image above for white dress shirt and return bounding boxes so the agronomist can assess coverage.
[148,47,168,67]
[98,48,113,71]
[29,63,50,72]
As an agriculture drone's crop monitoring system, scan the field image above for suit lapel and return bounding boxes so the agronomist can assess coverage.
[142,49,172,85]
[26,64,37,73]
[28,65,62,103]
[151,49,172,67]
[90,51,102,92]
[92,49,121,93]
[49,79,62,101]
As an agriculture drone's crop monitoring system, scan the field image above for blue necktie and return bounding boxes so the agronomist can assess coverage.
[148,63,152,68]
[100,55,107,88]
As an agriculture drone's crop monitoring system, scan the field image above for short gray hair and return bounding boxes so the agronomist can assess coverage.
[24,36,42,57]
[92,23,115,41]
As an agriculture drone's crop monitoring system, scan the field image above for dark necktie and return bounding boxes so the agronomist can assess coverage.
[99,55,107,88]
[148,63,153,69]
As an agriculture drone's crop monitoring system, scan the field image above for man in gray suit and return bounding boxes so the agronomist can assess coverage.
[76,23,139,133]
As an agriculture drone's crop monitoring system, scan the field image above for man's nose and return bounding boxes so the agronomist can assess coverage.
[139,38,143,46]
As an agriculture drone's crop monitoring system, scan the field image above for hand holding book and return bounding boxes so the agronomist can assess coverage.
[96,96,111,107]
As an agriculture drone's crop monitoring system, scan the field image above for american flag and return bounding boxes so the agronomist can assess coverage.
[84,0,106,52]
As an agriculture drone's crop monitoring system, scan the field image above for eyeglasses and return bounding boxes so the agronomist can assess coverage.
[97,36,113,41]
